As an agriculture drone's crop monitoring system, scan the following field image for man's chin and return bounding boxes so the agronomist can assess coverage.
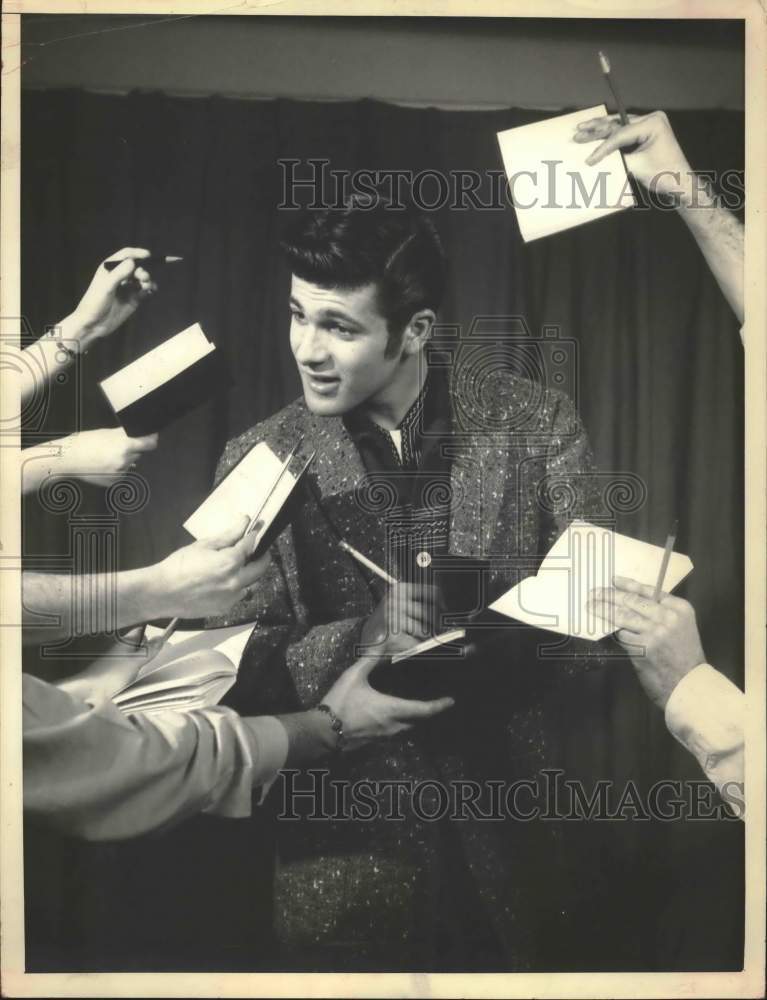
[301,390,349,416]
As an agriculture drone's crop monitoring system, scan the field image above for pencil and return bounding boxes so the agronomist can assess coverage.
[159,616,179,645]
[652,519,678,602]
[104,255,183,272]
[598,51,629,127]
[338,540,397,586]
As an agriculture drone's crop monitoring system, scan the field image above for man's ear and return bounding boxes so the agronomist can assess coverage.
[401,309,435,357]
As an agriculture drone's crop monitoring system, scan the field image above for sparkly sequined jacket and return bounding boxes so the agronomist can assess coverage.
[211,368,605,968]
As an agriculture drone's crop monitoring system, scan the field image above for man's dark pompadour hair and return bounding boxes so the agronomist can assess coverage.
[280,195,447,345]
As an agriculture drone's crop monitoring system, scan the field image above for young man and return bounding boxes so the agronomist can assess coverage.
[209,197,604,970]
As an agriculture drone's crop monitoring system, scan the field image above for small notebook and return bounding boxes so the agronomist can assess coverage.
[489,520,693,641]
[497,105,635,242]
[183,440,313,557]
[112,622,255,715]
[99,323,226,435]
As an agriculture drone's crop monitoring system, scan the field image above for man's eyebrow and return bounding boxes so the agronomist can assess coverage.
[289,297,362,327]
[320,308,362,327]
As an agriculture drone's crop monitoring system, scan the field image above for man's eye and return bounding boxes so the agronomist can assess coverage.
[328,324,353,336]
[290,310,306,323]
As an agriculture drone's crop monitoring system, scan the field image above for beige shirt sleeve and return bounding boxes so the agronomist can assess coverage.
[664,663,744,815]
[23,673,288,841]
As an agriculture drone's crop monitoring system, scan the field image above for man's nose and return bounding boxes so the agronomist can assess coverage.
[294,325,330,366]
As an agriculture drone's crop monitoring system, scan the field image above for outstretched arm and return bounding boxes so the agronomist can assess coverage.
[575,110,744,331]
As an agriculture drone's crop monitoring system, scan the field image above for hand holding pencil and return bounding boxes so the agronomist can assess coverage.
[573,108,694,202]
[67,247,160,347]
[586,555,707,711]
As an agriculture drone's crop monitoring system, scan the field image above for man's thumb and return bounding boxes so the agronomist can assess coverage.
[201,514,249,550]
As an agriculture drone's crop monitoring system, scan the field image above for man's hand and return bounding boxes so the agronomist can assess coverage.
[574,110,694,202]
[66,247,157,348]
[153,516,270,619]
[57,626,162,702]
[55,427,159,487]
[321,645,455,751]
[360,583,442,654]
[587,575,706,710]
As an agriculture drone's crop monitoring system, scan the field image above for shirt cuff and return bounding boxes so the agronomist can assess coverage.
[242,715,289,804]
[664,663,744,768]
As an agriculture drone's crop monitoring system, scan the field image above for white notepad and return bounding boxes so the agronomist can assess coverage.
[497,105,635,242]
[489,521,693,641]
[112,622,255,715]
[183,441,297,544]
[100,322,215,412]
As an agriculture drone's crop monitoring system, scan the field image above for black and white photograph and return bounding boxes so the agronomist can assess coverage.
[1,3,764,997]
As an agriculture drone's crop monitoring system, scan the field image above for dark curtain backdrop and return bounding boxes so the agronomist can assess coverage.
[21,90,744,971]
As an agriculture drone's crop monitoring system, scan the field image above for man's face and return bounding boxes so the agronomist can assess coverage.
[289,275,404,417]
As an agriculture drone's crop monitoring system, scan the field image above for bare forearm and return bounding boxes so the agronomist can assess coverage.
[22,566,174,644]
[19,315,92,407]
[676,178,744,329]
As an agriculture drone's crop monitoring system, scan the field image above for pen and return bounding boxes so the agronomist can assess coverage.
[598,51,629,127]
[104,255,184,272]
[338,540,398,586]
[652,518,678,602]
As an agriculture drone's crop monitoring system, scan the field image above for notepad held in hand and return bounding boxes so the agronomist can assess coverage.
[489,521,693,641]
[112,622,255,715]
[497,105,635,242]
[99,323,227,435]
[183,441,311,557]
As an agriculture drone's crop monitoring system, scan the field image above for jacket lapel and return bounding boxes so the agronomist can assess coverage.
[298,407,390,577]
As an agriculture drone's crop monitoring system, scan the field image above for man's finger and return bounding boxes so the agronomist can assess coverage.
[201,514,249,550]
[615,628,646,652]
[104,247,151,263]
[385,693,456,720]
[611,575,659,600]
[591,587,665,625]
[235,551,271,589]
[588,601,646,634]
[104,258,137,284]
[585,121,646,165]
[128,433,159,453]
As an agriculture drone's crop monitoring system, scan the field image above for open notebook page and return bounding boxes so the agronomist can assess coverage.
[489,521,693,641]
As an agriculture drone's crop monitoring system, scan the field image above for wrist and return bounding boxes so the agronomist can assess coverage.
[277,709,338,767]
[673,171,716,214]
[55,313,96,351]
[128,561,176,622]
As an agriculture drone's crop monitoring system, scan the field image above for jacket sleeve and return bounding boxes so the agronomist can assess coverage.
[540,389,603,550]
